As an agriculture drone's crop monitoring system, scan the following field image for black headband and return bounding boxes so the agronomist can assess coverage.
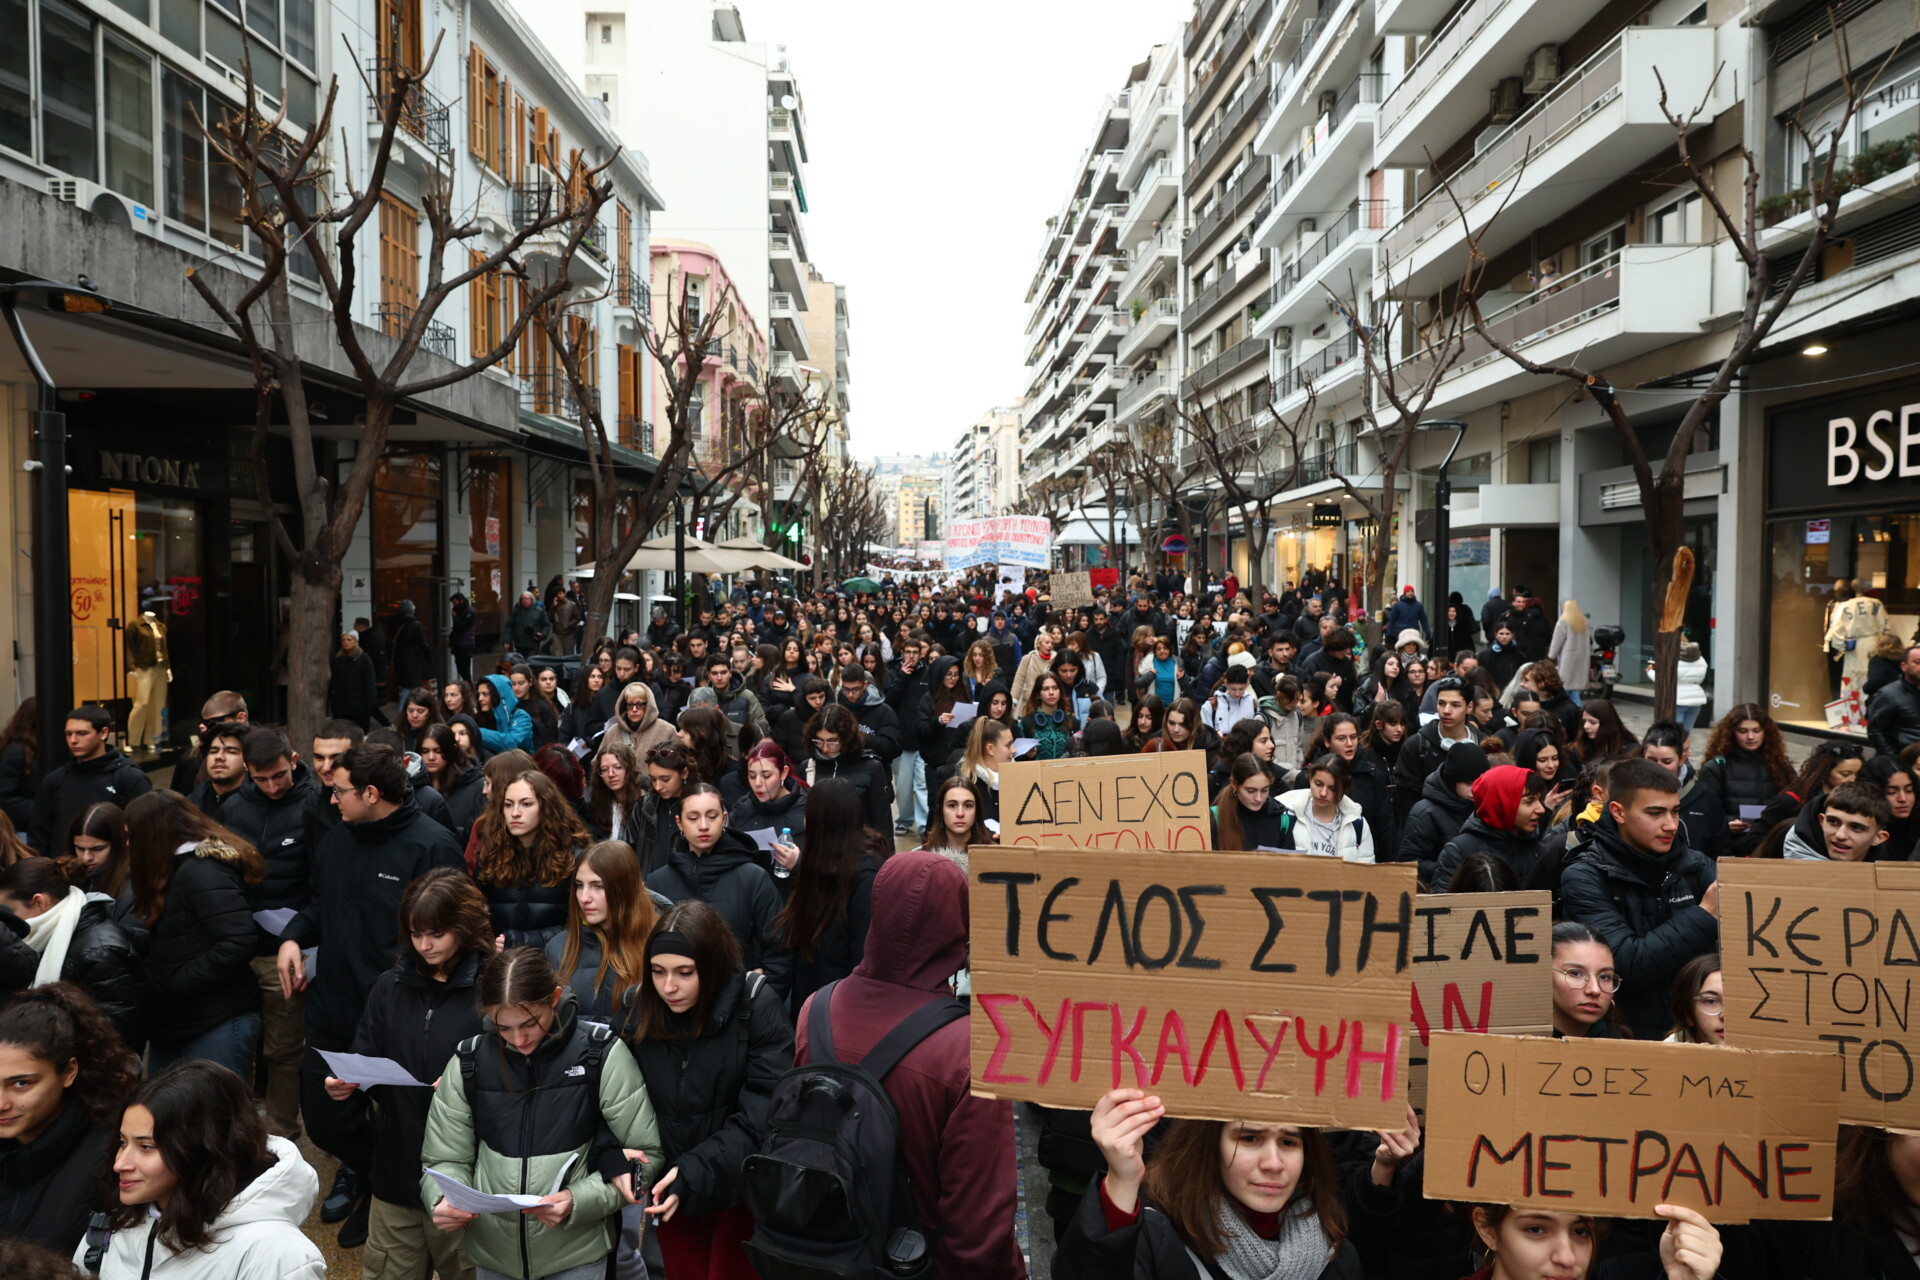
[647,930,694,960]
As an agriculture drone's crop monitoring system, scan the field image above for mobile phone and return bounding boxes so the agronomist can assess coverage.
[628,1157,647,1196]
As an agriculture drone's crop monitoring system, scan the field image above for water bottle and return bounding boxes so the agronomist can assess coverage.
[772,827,794,879]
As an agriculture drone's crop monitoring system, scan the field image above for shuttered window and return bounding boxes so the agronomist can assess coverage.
[378,194,419,336]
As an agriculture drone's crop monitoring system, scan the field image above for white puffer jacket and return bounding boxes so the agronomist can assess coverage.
[1274,789,1376,863]
[83,1135,324,1280]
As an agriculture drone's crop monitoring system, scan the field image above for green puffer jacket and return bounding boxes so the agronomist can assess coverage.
[420,994,662,1279]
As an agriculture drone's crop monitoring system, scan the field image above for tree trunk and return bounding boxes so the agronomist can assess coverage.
[1246,523,1266,601]
[1644,480,1689,723]
[286,561,342,751]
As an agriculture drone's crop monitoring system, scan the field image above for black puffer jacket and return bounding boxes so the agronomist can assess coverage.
[1345,747,1399,861]
[0,1097,114,1255]
[1432,816,1551,892]
[1700,748,1779,818]
[646,830,792,997]
[631,791,681,876]
[1398,771,1477,886]
[542,893,675,1022]
[145,839,261,1042]
[220,762,321,956]
[50,894,146,1048]
[351,950,487,1208]
[1215,796,1286,851]
[26,745,152,853]
[1558,815,1718,1040]
[628,969,793,1219]
[0,739,35,833]
[803,751,891,831]
[838,690,903,763]
[1391,723,1480,823]
[480,850,580,951]
[440,761,487,840]
[282,798,466,1047]
[728,785,808,875]
[781,852,881,1021]
[1675,764,1730,860]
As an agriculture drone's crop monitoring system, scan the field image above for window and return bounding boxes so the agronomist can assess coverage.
[0,0,29,153]
[245,0,277,44]
[375,0,422,71]
[468,249,502,358]
[284,0,314,68]
[1648,193,1703,244]
[103,35,154,205]
[162,69,207,229]
[378,194,420,335]
[468,45,503,165]
[1528,438,1561,485]
[600,23,612,43]
[1583,222,1625,267]
[40,0,96,180]
[1861,67,1920,153]
[158,0,200,53]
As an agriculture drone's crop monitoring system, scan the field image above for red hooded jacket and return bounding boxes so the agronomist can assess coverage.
[794,849,1027,1280]
[1472,764,1532,829]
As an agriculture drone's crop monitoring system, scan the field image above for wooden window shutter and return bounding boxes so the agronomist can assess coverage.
[616,203,632,278]
[468,47,485,156]
[376,0,396,63]
[468,249,487,356]
[531,108,549,169]
[403,0,423,68]
[618,342,636,440]
[512,93,525,182]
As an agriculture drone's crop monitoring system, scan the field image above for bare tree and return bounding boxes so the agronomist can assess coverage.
[1173,383,1317,600]
[1452,29,1867,717]
[815,463,890,581]
[188,48,608,744]
[542,289,830,635]
[1112,415,1195,581]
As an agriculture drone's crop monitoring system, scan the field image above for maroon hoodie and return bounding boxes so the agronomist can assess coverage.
[794,849,1027,1280]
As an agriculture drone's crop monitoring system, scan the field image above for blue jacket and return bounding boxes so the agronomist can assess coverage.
[478,673,533,753]
[1384,595,1430,637]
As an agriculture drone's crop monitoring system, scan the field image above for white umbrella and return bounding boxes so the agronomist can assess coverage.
[576,534,731,575]
[713,535,807,572]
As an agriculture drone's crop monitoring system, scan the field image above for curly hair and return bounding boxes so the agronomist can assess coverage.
[0,983,137,1129]
[587,740,649,832]
[106,1061,273,1254]
[472,770,588,889]
[1526,658,1568,700]
[1702,703,1794,792]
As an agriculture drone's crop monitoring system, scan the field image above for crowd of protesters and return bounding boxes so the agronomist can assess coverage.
[0,564,1903,1280]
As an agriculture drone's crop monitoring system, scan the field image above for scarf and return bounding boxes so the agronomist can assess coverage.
[975,764,1000,789]
[23,886,87,987]
[1203,1197,1333,1280]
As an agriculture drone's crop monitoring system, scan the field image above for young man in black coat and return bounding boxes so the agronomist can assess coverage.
[1398,741,1489,886]
[26,706,152,854]
[1392,679,1482,822]
[276,743,463,1245]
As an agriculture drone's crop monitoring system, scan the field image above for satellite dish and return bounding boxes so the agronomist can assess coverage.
[780,94,797,110]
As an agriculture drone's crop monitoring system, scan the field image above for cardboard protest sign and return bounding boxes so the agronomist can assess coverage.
[999,752,1212,850]
[1050,572,1094,608]
[1719,859,1920,1128]
[1423,1032,1838,1221]
[1407,892,1555,1105]
[969,846,1417,1128]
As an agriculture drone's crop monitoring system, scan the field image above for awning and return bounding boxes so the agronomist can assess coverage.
[1056,518,1141,547]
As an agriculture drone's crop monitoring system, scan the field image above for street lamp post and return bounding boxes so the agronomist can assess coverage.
[1,281,110,770]
[1421,419,1469,636]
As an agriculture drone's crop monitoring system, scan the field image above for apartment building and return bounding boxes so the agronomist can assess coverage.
[0,0,661,728]
[893,470,943,545]
[1019,72,1139,498]
[1113,41,1187,471]
[949,406,1023,522]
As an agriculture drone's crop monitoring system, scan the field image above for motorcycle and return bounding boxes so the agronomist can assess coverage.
[1589,625,1625,699]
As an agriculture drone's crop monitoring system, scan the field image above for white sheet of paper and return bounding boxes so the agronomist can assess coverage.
[946,702,978,727]
[567,738,590,759]
[1738,805,1765,821]
[252,908,297,936]
[427,1154,579,1215]
[983,818,1001,835]
[746,827,782,852]
[1011,738,1039,757]
[318,1050,429,1089]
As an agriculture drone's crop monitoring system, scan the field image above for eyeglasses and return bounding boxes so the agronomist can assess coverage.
[329,784,364,799]
[1553,966,1622,993]
[1693,994,1724,1013]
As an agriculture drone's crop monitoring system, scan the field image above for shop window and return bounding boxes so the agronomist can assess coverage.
[573,477,595,565]
[40,0,96,180]
[372,452,443,624]
[103,35,155,206]
[0,0,28,154]
[467,454,510,650]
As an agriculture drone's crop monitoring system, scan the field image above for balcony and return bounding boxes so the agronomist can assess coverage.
[1407,244,1716,419]
[613,270,651,322]
[1183,249,1271,333]
[1187,0,1277,128]
[769,292,811,361]
[769,350,802,392]
[1117,157,1178,248]
[1118,297,1179,363]
[1380,27,1720,297]
[1117,223,1179,310]
[1187,73,1273,192]
[769,170,807,217]
[1186,160,1271,264]
[1375,0,1615,167]
[769,231,805,295]
[1116,368,1175,423]
[1271,331,1365,409]
[1120,87,1178,189]
[769,106,808,165]
[375,303,455,361]
[1256,73,1384,236]
[1185,336,1268,396]
[1253,200,1386,339]
[1376,0,1458,35]
[365,59,451,159]
[617,414,656,456]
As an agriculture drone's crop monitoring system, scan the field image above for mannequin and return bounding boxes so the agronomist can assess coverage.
[125,609,172,749]
[1825,589,1888,729]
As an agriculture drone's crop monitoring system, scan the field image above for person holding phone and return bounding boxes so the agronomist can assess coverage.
[1430,764,1554,892]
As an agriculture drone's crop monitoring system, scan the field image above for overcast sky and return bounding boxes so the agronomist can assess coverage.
[754,0,1190,461]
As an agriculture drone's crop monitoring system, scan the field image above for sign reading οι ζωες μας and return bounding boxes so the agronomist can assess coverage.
[1719,858,1920,1129]
[998,751,1213,850]
[1422,1031,1839,1221]
[967,845,1416,1129]
[1406,891,1555,1106]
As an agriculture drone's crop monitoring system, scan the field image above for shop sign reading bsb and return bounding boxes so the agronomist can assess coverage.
[1770,374,1920,511]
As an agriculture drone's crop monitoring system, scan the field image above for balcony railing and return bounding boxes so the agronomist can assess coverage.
[365,58,451,155]
[1273,331,1364,402]
[770,232,794,254]
[1186,159,1270,262]
[511,176,565,230]
[1185,0,1231,56]
[1186,0,1277,127]
[1386,35,1624,265]
[1183,246,1270,332]
[1378,0,1512,141]
[618,414,655,455]
[1274,200,1384,301]
[770,292,797,317]
[614,269,650,318]
[1272,74,1385,203]
[1117,369,1173,419]
[1185,335,1268,394]
[374,303,453,360]
[1300,443,1360,483]
[1188,69,1273,189]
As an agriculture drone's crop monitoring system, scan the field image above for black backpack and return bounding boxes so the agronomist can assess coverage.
[742,979,967,1280]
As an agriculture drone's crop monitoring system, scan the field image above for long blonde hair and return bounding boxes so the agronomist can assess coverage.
[1561,599,1588,633]
[961,717,1011,781]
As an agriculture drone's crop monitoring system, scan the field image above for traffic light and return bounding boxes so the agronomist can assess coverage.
[786,524,802,543]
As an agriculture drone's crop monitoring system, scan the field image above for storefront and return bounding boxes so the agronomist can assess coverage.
[66,419,228,756]
[1764,375,1920,736]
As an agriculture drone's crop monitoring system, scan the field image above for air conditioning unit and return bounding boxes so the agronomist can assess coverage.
[1296,218,1316,256]
[1489,77,1525,125]
[1272,326,1293,351]
[1318,89,1337,117]
[47,178,163,237]
[1522,45,1563,94]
